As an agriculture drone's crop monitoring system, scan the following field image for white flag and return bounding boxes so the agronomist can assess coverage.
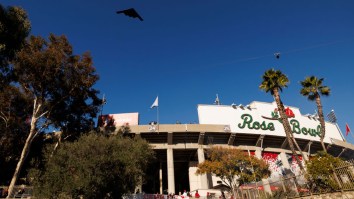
[151,96,158,109]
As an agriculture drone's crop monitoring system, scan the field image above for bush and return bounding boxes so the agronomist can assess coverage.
[29,132,155,199]
[305,151,343,193]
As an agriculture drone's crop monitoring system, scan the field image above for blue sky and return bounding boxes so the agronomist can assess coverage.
[3,1,354,143]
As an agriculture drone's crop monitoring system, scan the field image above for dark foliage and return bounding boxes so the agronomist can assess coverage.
[0,4,31,88]
[29,133,155,199]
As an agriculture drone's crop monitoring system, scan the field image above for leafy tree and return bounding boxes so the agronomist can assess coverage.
[115,124,133,137]
[0,4,31,88]
[0,85,31,184]
[196,147,270,198]
[29,132,155,199]
[259,69,305,171]
[305,152,343,192]
[6,34,101,197]
[0,4,32,185]
[300,76,330,152]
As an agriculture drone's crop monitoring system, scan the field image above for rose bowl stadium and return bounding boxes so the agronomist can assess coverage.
[100,101,354,195]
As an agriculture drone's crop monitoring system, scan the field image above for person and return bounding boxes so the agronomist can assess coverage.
[181,190,189,199]
[195,190,200,198]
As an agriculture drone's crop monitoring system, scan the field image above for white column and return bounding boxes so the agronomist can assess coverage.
[160,162,163,194]
[255,149,272,195]
[167,148,175,194]
[280,152,298,195]
[198,147,209,189]
[262,179,272,195]
[279,152,290,169]
[255,148,262,159]
[188,162,199,192]
[302,152,309,161]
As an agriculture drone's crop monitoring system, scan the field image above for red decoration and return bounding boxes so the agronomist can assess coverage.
[346,123,351,136]
[285,107,295,118]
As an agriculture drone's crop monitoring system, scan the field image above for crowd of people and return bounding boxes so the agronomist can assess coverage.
[164,190,225,199]
[166,190,190,199]
[148,189,230,199]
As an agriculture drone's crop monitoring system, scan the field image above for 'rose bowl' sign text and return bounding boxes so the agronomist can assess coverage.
[197,101,344,143]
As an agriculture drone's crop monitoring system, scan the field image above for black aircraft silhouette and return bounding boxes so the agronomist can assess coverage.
[116,8,143,21]
[274,52,280,59]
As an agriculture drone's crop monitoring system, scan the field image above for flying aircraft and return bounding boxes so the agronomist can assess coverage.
[116,8,143,21]
[274,52,280,59]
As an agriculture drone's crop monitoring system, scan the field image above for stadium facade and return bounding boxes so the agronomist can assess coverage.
[103,101,354,195]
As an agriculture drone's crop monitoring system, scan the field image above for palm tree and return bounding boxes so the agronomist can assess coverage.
[260,69,305,171]
[300,76,330,152]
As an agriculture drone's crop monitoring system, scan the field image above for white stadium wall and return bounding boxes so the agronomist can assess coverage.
[198,101,344,144]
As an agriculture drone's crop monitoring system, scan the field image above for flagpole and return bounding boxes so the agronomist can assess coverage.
[157,105,159,133]
[349,130,354,140]
[150,96,159,133]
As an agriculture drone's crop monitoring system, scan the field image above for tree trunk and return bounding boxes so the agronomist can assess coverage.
[273,89,305,172]
[50,131,63,157]
[231,187,237,199]
[316,94,327,152]
[6,100,39,198]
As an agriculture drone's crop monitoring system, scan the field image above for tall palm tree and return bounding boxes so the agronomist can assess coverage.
[260,69,305,171]
[300,76,330,152]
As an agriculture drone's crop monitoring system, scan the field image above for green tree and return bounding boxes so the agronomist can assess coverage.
[259,69,305,171]
[6,34,101,198]
[300,76,330,152]
[305,152,343,192]
[196,147,270,197]
[0,4,31,88]
[29,133,155,199]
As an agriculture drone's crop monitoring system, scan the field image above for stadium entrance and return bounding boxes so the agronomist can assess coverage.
[142,149,198,194]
